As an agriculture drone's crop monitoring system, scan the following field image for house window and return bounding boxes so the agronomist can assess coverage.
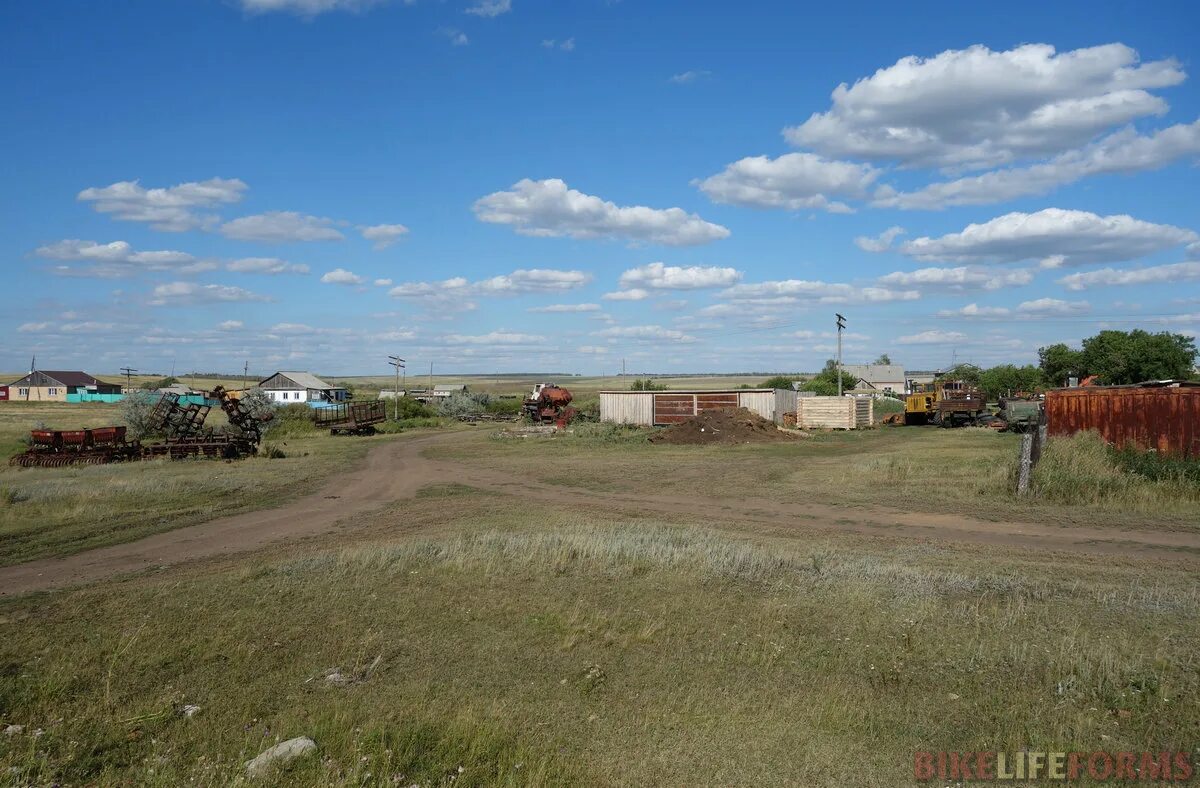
[18,388,29,396]
[48,388,58,395]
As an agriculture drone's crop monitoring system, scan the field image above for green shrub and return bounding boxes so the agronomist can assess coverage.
[1113,445,1200,485]
[565,421,649,444]
[438,392,491,417]
[485,397,523,416]
[260,443,287,459]
[630,379,668,391]
[1031,431,1200,509]
[387,396,436,420]
[760,375,797,389]
[266,402,320,438]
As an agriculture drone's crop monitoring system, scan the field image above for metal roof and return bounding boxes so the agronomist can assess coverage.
[8,370,106,387]
[260,371,340,390]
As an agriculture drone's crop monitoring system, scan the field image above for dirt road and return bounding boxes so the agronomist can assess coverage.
[3,431,1198,595]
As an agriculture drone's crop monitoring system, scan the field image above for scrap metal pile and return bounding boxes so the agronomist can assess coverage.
[9,385,271,468]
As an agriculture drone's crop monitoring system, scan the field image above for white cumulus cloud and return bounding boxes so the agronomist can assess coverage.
[720,280,920,305]
[360,223,410,249]
[934,304,1012,318]
[894,208,1197,266]
[878,266,1033,291]
[874,119,1200,209]
[465,0,510,17]
[321,268,365,285]
[474,178,729,246]
[1058,261,1200,290]
[602,288,650,301]
[854,226,906,252]
[148,282,271,306]
[785,43,1184,170]
[618,262,742,291]
[696,153,879,213]
[594,325,697,343]
[227,257,310,275]
[1016,298,1091,315]
[220,211,345,243]
[35,239,210,277]
[77,178,247,231]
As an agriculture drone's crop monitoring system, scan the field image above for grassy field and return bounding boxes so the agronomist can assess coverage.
[1,489,1197,785]
[1,406,1198,785]
[0,402,377,566]
[431,424,1200,530]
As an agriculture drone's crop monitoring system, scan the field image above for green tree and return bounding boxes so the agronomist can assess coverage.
[873,354,892,365]
[1037,343,1083,387]
[938,363,982,385]
[1081,330,1196,384]
[760,375,797,389]
[630,379,668,391]
[978,364,1043,400]
[800,360,856,396]
[119,390,163,440]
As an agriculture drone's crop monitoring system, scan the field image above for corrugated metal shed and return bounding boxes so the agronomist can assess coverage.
[1045,384,1200,457]
[600,389,777,426]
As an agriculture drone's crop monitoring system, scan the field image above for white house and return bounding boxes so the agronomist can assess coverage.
[258,371,349,404]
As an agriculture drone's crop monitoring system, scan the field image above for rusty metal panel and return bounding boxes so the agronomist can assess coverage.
[695,393,739,412]
[1045,387,1200,457]
[654,394,696,424]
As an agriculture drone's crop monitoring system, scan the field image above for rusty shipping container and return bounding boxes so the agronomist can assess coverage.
[1044,384,1200,458]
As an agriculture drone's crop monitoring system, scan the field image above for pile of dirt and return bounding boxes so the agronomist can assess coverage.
[649,407,795,445]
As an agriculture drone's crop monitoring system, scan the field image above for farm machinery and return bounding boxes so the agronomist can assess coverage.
[313,401,387,435]
[903,379,989,427]
[523,383,577,426]
[9,386,271,468]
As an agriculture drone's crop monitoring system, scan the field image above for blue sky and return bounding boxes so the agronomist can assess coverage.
[2,0,1198,378]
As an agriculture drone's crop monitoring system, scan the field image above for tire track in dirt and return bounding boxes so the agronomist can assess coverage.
[2,431,1197,595]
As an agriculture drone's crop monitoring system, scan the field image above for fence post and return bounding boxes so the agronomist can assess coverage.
[1017,433,1034,495]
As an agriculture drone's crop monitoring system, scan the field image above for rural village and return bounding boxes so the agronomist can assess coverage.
[2,2,1199,786]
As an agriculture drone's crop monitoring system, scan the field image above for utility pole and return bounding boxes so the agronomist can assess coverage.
[835,314,846,397]
[243,360,249,392]
[429,362,433,396]
[121,366,138,390]
[622,358,626,389]
[388,355,405,420]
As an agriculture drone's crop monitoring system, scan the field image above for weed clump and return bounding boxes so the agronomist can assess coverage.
[1031,431,1200,509]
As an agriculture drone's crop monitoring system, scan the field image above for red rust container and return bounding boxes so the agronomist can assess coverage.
[1044,385,1200,458]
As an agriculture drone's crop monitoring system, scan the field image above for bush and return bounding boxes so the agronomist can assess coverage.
[568,422,648,443]
[630,379,668,391]
[260,443,287,459]
[120,390,163,440]
[385,396,437,420]
[760,375,797,389]
[1114,446,1200,485]
[266,402,319,438]
[1031,431,1200,509]
[485,398,523,417]
[438,392,491,417]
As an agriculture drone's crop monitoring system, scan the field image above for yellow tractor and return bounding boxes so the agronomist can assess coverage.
[903,383,938,425]
[904,380,988,426]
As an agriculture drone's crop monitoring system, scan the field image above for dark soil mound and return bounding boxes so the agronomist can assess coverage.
[649,407,793,445]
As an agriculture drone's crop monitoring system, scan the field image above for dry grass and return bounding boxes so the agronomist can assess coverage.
[1032,431,1200,510]
[438,426,1200,529]
[1,491,1197,786]
[0,402,375,565]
